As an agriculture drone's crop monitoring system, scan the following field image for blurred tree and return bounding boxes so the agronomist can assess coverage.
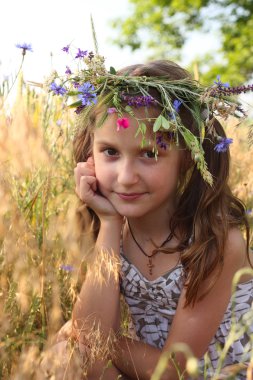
[111,0,253,85]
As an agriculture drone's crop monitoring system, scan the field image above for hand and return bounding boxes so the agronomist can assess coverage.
[74,157,122,222]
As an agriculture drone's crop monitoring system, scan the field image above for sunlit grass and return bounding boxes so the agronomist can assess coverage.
[0,77,252,379]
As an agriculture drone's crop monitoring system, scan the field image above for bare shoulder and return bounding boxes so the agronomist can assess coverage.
[224,227,252,282]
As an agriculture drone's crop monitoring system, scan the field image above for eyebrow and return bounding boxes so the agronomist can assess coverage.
[94,139,158,153]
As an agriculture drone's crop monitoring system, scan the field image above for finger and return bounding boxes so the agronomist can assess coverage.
[78,175,97,204]
[87,156,94,166]
[74,162,95,188]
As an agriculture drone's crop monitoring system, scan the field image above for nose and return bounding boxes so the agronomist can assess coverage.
[117,158,139,186]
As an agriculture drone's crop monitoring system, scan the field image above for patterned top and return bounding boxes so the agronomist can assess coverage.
[120,249,253,378]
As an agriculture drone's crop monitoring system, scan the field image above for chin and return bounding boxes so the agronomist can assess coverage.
[113,205,149,219]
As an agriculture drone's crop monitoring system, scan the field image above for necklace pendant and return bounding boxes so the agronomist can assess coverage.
[147,257,154,275]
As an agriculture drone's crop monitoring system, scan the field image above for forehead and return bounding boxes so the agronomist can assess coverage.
[93,114,154,148]
[93,106,160,143]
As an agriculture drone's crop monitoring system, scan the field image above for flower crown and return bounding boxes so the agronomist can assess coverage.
[45,45,253,186]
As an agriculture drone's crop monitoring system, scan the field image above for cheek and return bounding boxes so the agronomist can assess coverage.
[94,159,113,187]
[153,163,180,188]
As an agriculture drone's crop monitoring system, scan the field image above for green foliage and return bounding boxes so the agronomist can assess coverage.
[111,0,253,84]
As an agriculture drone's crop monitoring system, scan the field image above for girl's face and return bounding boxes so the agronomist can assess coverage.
[92,109,183,220]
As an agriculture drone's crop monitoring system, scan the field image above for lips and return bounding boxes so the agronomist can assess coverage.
[117,192,145,200]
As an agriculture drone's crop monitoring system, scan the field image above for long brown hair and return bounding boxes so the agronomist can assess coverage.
[73,60,250,306]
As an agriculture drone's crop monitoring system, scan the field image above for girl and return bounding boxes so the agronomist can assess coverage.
[49,59,253,379]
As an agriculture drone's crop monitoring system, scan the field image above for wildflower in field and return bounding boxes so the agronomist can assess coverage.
[117,118,129,131]
[62,44,70,53]
[77,82,97,106]
[60,264,74,272]
[75,48,88,59]
[214,75,230,88]
[50,82,67,96]
[214,137,233,152]
[16,43,33,55]
[65,66,72,75]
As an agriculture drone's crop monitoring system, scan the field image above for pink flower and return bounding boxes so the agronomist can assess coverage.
[107,107,117,114]
[117,117,129,131]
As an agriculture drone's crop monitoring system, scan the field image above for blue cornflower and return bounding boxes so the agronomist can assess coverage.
[214,75,230,88]
[50,82,67,96]
[78,82,97,106]
[173,99,182,113]
[16,43,33,55]
[60,264,74,272]
[75,48,88,59]
[214,137,233,152]
[65,66,72,75]
[168,99,182,119]
[62,45,70,53]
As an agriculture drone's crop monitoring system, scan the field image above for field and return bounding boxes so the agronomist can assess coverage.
[0,74,253,379]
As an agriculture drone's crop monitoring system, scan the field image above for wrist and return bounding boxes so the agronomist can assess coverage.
[99,215,124,230]
[95,218,123,257]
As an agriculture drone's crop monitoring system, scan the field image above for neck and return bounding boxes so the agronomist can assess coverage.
[126,219,173,249]
[126,205,175,243]
[127,219,173,254]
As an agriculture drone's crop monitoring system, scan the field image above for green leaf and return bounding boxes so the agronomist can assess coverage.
[109,66,117,74]
[153,115,163,132]
[68,100,82,108]
[124,105,135,116]
[67,91,79,96]
[161,116,170,130]
[140,122,147,134]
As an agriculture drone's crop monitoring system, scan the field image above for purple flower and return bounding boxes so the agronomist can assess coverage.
[65,66,72,75]
[156,134,167,150]
[173,99,182,113]
[107,107,117,114]
[62,45,70,53]
[60,264,74,272]
[75,48,88,59]
[50,82,67,96]
[214,75,230,88]
[16,43,33,55]
[75,105,85,114]
[214,137,233,152]
[156,132,174,150]
[120,94,157,107]
[77,82,97,106]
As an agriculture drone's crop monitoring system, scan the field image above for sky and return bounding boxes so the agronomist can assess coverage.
[0,0,144,83]
[0,0,221,85]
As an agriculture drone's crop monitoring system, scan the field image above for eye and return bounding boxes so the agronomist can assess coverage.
[143,150,156,159]
[104,148,118,156]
